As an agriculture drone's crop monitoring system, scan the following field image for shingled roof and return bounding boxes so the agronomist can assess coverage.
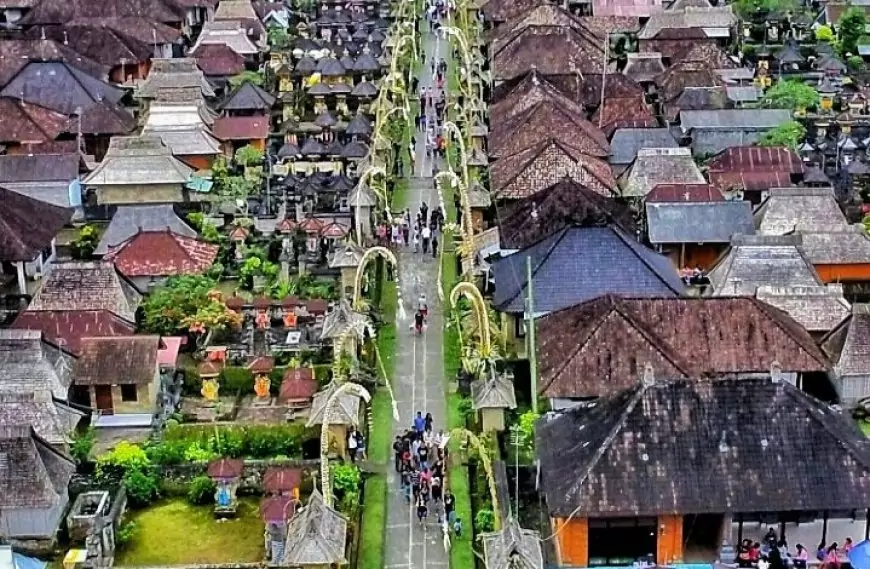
[594,0,663,16]
[84,135,195,187]
[638,5,736,39]
[489,4,592,49]
[221,81,276,112]
[20,0,184,25]
[590,94,658,137]
[799,227,870,265]
[756,285,851,334]
[492,226,683,314]
[191,43,247,77]
[537,377,870,517]
[281,490,348,565]
[498,177,636,249]
[609,128,678,167]
[28,261,142,323]
[491,139,614,200]
[536,296,829,399]
[0,39,109,88]
[0,185,71,262]
[490,99,609,160]
[618,147,705,198]
[756,187,848,235]
[137,58,215,100]
[831,304,870,379]
[481,519,543,569]
[75,336,160,386]
[708,234,821,296]
[490,71,588,126]
[105,230,218,277]
[492,25,605,83]
[0,427,76,510]
[481,0,545,24]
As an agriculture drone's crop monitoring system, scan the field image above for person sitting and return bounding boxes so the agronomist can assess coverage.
[737,540,753,568]
[794,544,808,569]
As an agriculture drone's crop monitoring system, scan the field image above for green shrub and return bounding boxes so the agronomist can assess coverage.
[331,463,361,514]
[154,424,314,461]
[123,469,160,507]
[70,427,95,463]
[159,479,190,497]
[116,521,137,547]
[474,509,495,533]
[97,442,151,479]
[145,440,187,465]
[187,476,217,505]
[183,442,217,462]
[221,366,254,393]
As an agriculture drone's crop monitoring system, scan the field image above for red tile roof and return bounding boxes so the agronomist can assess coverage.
[207,458,244,479]
[213,116,270,141]
[105,229,219,277]
[246,355,274,374]
[260,495,296,522]
[0,97,69,145]
[12,309,135,354]
[645,183,724,203]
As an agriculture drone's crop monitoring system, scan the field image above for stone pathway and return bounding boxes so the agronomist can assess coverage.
[383,21,452,569]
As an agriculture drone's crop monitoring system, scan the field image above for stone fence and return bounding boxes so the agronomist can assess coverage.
[160,458,321,493]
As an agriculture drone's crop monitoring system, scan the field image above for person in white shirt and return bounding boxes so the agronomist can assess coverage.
[348,431,358,463]
[421,225,431,254]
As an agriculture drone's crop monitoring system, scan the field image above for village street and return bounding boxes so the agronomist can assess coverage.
[383,18,451,569]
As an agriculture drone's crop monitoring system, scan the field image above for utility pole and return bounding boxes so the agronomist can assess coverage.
[525,255,538,414]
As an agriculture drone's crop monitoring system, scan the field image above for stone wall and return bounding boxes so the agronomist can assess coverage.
[160,459,320,494]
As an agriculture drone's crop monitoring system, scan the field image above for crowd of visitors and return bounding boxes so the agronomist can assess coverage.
[393,412,461,543]
[735,528,854,569]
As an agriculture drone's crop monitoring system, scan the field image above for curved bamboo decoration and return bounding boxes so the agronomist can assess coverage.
[448,427,500,530]
[434,170,474,267]
[330,329,355,384]
[440,122,471,202]
[449,282,491,362]
[321,382,372,507]
[352,246,405,321]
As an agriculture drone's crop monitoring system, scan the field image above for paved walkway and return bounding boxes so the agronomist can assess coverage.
[383,22,451,569]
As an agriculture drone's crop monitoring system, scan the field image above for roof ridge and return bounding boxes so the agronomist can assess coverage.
[610,227,683,295]
[610,299,695,377]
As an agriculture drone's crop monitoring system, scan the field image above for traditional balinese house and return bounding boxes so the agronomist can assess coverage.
[0,153,84,217]
[306,381,362,459]
[492,226,684,351]
[103,229,218,290]
[213,0,265,40]
[756,285,851,339]
[471,373,517,431]
[142,103,222,170]
[0,61,135,159]
[213,116,270,155]
[706,147,805,202]
[0,38,109,87]
[798,228,870,285]
[608,128,677,176]
[489,71,581,126]
[480,519,544,569]
[536,296,830,406]
[491,139,615,201]
[26,261,142,325]
[678,110,794,158]
[497,178,636,250]
[73,336,162,427]
[654,60,725,121]
[220,81,276,117]
[536,376,870,567]
[279,490,348,567]
[646,200,754,269]
[279,367,318,417]
[0,186,71,294]
[708,234,822,296]
[823,304,870,404]
[755,187,847,235]
[480,0,544,27]
[618,148,705,199]
[328,243,364,297]
[83,135,199,205]
[0,426,76,545]
[0,329,82,446]
[94,205,197,255]
[18,0,185,29]
[644,183,723,203]
[590,94,658,137]
[638,6,736,57]
[192,20,262,58]
[622,52,666,86]
[135,58,216,102]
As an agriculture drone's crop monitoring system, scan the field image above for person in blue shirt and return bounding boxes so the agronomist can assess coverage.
[414,411,426,439]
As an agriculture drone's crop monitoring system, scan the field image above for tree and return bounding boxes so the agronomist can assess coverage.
[758,120,806,148]
[234,144,264,167]
[762,79,819,110]
[267,26,290,49]
[839,6,867,57]
[140,276,242,343]
[733,0,797,19]
[72,224,99,259]
[815,25,835,42]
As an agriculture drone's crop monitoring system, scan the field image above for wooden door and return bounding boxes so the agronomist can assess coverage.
[95,385,114,415]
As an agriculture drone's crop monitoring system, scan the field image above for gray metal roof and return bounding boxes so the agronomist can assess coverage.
[0,427,75,509]
[679,109,792,130]
[609,128,678,166]
[646,200,755,244]
[799,227,870,265]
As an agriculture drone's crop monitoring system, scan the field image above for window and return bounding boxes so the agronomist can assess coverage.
[120,385,138,402]
[515,316,526,339]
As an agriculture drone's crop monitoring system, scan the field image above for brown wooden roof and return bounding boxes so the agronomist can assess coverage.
[537,296,830,399]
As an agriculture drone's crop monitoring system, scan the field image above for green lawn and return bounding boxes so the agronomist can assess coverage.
[371,278,399,465]
[358,475,388,569]
[859,420,870,437]
[114,498,264,565]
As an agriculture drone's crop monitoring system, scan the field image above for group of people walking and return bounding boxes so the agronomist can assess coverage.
[394,412,461,541]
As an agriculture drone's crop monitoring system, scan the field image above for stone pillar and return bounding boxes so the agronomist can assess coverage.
[16,261,26,294]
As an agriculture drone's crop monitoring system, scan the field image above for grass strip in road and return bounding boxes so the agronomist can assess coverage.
[358,475,388,569]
